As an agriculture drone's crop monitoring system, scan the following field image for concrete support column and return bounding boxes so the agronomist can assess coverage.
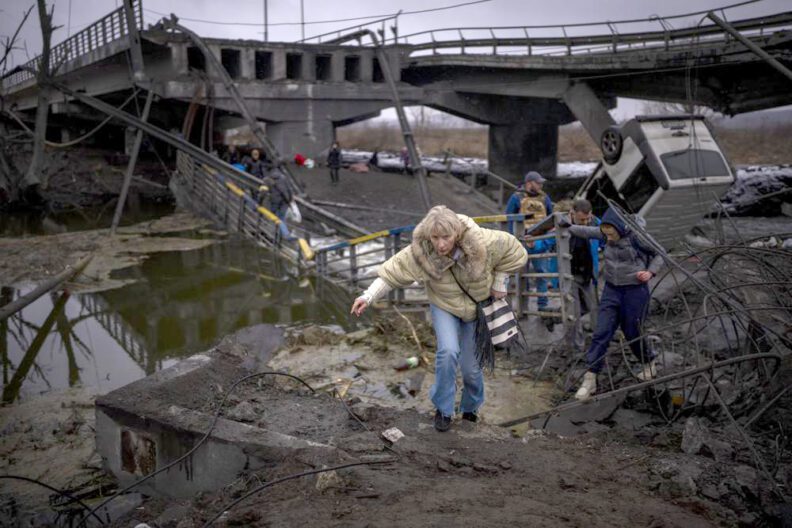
[330,51,345,82]
[272,50,287,80]
[171,43,188,76]
[360,50,374,83]
[267,119,334,160]
[207,45,223,79]
[240,48,255,80]
[384,49,401,82]
[562,82,616,145]
[301,51,316,82]
[489,123,559,182]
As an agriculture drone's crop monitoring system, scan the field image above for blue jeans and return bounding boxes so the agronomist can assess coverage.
[586,283,654,373]
[429,305,484,417]
[530,259,549,310]
[274,205,291,239]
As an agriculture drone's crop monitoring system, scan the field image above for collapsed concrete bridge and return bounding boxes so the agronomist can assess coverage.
[3,0,792,182]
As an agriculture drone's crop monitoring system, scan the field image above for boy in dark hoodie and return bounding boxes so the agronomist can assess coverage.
[565,207,663,400]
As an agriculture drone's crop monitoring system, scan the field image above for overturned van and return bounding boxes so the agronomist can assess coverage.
[576,115,734,249]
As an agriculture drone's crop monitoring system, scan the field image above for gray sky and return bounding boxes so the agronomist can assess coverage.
[1,0,790,119]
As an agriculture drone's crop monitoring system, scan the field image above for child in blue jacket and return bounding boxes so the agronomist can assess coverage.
[565,207,663,400]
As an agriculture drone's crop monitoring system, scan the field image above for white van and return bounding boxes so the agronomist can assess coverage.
[576,115,735,249]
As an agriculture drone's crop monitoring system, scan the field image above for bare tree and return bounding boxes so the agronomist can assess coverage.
[22,0,57,198]
[0,6,34,75]
[0,6,34,204]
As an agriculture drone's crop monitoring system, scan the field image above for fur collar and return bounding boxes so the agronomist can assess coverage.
[411,214,487,281]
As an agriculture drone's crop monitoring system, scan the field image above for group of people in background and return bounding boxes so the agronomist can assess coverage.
[504,171,660,401]
[218,139,662,426]
[220,145,295,241]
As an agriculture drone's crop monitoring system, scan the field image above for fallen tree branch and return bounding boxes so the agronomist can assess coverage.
[393,305,429,366]
[0,254,92,321]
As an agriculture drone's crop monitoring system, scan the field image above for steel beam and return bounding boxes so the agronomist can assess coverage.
[111,89,153,234]
[47,79,368,238]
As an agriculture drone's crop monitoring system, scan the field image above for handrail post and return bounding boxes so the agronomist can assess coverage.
[122,0,145,81]
[555,214,574,334]
[350,245,358,287]
[384,235,394,306]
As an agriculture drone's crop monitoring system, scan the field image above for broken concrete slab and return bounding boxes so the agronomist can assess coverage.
[610,408,656,431]
[531,394,626,436]
[95,324,344,499]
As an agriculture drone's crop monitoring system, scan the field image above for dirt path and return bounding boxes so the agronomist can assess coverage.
[180,405,718,528]
[296,166,500,232]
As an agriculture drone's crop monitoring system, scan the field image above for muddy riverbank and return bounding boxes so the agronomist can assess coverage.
[2,321,790,527]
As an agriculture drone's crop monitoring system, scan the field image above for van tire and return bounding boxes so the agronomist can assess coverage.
[600,126,623,164]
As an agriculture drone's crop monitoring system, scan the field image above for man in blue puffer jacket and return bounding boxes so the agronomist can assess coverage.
[506,171,554,313]
[565,207,663,400]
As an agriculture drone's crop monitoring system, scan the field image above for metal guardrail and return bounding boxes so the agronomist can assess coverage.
[175,151,315,266]
[1,0,143,90]
[393,11,792,58]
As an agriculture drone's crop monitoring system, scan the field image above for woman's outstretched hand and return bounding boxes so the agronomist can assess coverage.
[491,289,507,299]
[351,298,369,317]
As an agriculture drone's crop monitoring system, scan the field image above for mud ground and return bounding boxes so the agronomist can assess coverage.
[2,322,787,527]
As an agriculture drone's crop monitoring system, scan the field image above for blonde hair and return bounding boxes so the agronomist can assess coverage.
[419,205,463,239]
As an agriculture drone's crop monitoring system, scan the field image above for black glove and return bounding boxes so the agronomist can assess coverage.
[557,218,571,229]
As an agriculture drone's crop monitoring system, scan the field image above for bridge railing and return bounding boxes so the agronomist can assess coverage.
[175,151,316,267]
[1,0,142,90]
[314,213,574,325]
[389,10,792,57]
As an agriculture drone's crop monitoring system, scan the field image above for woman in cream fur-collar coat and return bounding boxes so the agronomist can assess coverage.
[351,205,527,432]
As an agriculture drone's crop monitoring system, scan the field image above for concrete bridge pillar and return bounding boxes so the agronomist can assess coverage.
[240,48,255,80]
[330,52,346,82]
[488,122,559,181]
[360,50,374,83]
[272,50,287,80]
[267,119,334,160]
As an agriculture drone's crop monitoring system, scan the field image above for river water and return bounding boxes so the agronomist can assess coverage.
[1,233,355,404]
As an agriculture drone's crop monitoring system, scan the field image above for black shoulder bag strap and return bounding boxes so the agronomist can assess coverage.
[449,267,496,371]
[449,267,478,305]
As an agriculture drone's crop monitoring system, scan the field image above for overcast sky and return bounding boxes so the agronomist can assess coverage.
[1,0,789,119]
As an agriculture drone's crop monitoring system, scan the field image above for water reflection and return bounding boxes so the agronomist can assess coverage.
[0,200,175,237]
[0,238,354,402]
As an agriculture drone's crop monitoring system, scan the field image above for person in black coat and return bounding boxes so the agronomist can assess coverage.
[327,142,341,184]
[262,168,296,240]
[222,144,240,165]
[243,148,270,179]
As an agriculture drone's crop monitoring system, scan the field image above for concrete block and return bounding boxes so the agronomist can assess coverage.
[94,325,340,499]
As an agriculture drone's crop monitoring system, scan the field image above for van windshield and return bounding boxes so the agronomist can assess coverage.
[661,149,729,180]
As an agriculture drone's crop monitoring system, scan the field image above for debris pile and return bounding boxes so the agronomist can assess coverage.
[524,221,792,523]
[720,165,792,216]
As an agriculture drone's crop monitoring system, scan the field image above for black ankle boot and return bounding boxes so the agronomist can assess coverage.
[433,410,451,432]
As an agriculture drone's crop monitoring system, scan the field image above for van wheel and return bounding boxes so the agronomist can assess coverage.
[600,126,623,164]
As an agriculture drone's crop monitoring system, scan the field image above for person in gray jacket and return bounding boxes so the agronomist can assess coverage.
[564,207,663,400]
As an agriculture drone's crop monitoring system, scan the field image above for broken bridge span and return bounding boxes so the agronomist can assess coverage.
[3,0,792,181]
